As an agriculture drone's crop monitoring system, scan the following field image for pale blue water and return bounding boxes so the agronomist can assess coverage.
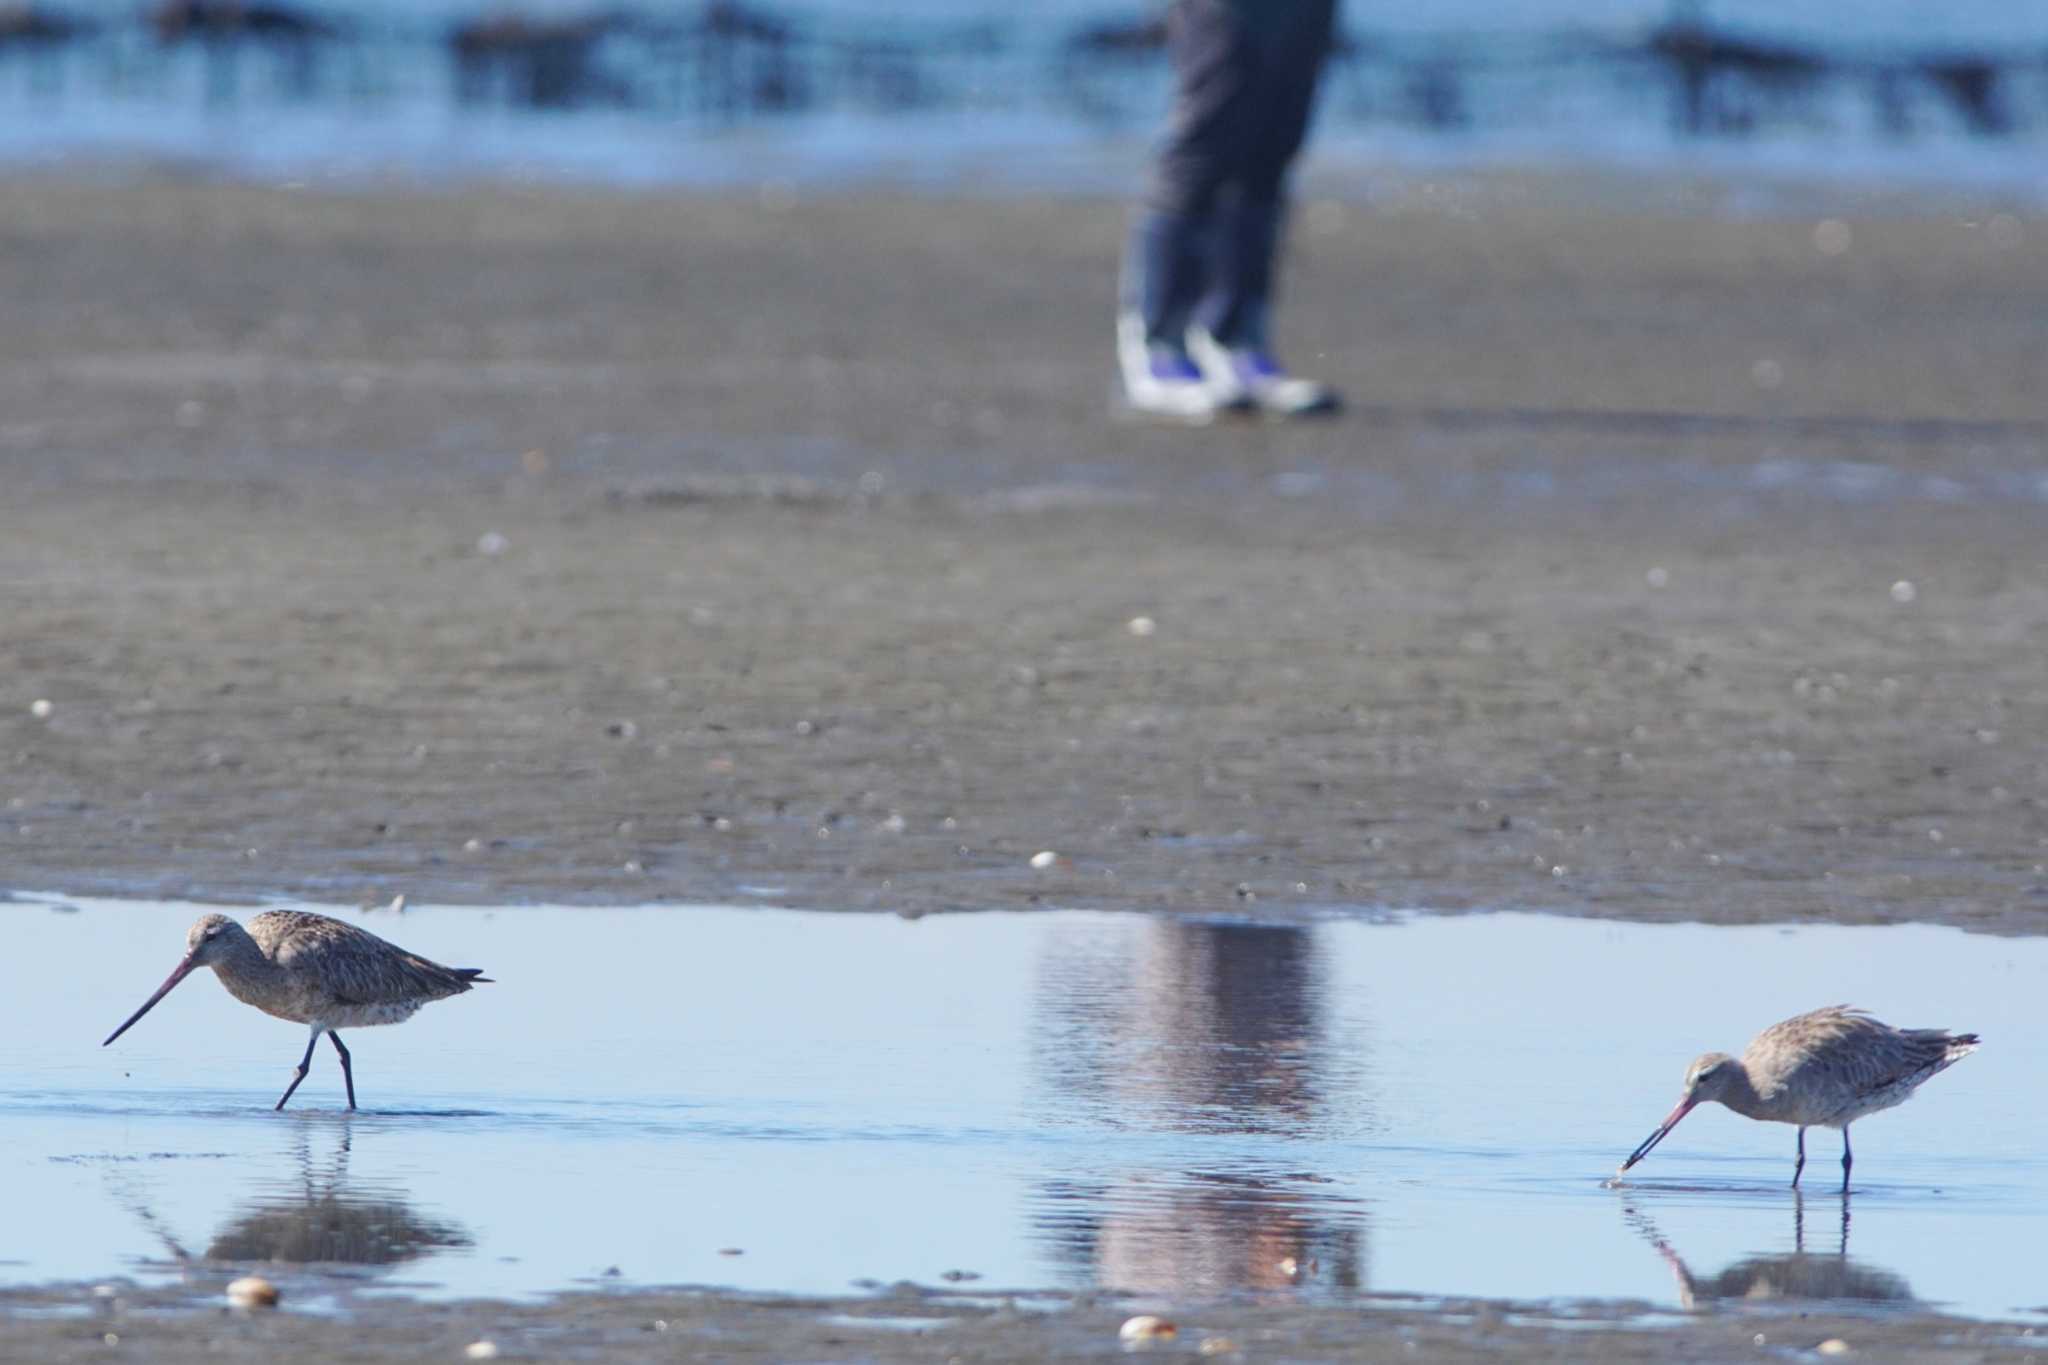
[4,895,2046,1321]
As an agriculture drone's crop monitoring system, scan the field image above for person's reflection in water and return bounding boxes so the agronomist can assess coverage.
[1032,918,1366,1297]
[1623,1193,1914,1309]
[124,1118,471,1271]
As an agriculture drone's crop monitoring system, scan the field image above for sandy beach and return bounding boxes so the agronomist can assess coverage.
[4,172,2043,928]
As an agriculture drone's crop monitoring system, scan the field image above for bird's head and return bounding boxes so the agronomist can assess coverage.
[104,914,242,1048]
[1681,1051,1740,1105]
[184,912,239,966]
[1619,1051,1742,1174]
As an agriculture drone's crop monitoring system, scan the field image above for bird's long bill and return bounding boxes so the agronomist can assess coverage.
[101,951,203,1047]
[1620,1096,1697,1172]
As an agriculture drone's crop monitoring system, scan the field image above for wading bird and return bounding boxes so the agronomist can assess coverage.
[1619,1006,1977,1191]
[104,910,490,1111]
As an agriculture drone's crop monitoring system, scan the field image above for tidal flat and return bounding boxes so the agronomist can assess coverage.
[2,170,2044,1360]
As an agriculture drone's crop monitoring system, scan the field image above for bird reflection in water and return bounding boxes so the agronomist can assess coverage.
[1623,1193,1915,1309]
[123,1119,471,1272]
[1031,918,1366,1297]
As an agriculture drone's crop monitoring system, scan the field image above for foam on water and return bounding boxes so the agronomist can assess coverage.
[3,895,2046,1319]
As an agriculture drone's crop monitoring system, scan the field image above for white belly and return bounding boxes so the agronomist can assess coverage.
[312,999,425,1031]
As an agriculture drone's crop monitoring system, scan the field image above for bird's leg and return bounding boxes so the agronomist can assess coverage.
[1839,1125,1853,1193]
[1791,1126,1806,1189]
[275,1031,321,1111]
[328,1031,357,1111]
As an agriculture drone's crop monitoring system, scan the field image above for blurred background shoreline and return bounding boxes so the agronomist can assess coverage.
[5,0,2047,199]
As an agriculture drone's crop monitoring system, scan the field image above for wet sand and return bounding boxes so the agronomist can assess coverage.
[3,172,2044,928]
[6,1276,2044,1364]
[2,170,2046,1356]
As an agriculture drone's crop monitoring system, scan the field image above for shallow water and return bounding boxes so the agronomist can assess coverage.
[3,896,2045,1321]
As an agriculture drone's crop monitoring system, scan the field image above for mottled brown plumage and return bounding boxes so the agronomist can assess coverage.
[1620,1005,1978,1190]
[103,910,490,1111]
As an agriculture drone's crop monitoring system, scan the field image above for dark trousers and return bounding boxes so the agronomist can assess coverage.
[1124,0,1338,348]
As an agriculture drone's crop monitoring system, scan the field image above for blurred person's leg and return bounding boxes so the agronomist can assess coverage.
[1187,0,1342,417]
[1117,0,1257,421]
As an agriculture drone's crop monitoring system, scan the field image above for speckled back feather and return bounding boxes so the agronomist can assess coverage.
[1744,1005,1977,1126]
[249,910,490,1008]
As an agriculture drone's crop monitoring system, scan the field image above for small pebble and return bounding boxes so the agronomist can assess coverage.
[465,1342,501,1361]
[1127,616,1157,637]
[226,1275,279,1309]
[1029,850,1059,870]
[477,531,509,556]
[1198,1339,1238,1357]
[1817,1340,1851,1357]
[1645,566,1669,588]
[1890,579,1917,604]
[29,698,52,718]
[1119,1315,1177,1343]
[1278,1256,1300,1278]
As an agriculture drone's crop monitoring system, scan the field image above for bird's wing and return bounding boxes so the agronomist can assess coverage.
[1753,1006,1950,1096]
[255,910,479,1006]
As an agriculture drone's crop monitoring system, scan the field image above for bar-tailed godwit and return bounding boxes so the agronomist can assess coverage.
[103,910,490,1111]
[1618,1005,1978,1190]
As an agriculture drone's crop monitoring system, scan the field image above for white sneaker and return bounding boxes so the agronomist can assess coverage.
[1117,314,1224,424]
[1188,326,1341,418]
